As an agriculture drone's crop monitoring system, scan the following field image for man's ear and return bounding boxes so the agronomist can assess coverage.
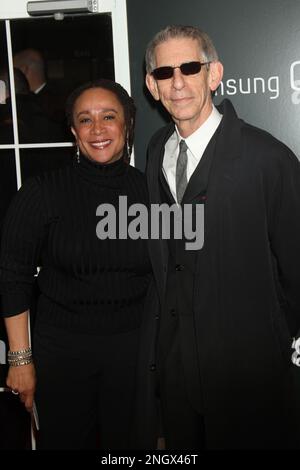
[208,61,224,92]
[145,73,160,101]
[22,64,29,76]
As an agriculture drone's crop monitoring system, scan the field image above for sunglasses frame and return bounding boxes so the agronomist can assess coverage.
[151,61,211,80]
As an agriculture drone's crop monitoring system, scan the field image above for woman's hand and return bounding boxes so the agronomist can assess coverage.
[6,362,36,412]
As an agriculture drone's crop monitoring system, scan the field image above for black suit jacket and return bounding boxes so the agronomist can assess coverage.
[34,82,66,125]
[145,99,300,449]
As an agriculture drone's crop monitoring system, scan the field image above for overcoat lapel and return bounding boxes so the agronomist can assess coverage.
[182,130,219,204]
[194,99,243,277]
[147,123,174,303]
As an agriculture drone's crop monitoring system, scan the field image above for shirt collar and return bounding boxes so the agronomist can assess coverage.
[34,82,47,94]
[175,104,222,162]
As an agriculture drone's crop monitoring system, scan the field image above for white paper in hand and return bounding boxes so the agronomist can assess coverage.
[32,400,40,430]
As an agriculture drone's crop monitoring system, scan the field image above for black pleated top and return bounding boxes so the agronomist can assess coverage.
[0,154,151,334]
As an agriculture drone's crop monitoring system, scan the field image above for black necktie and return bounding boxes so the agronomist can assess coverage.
[176,140,188,203]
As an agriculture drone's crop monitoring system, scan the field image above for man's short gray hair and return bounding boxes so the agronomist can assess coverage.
[145,25,219,74]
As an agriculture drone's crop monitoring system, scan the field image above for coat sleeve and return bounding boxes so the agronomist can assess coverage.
[0,177,46,317]
[268,149,300,361]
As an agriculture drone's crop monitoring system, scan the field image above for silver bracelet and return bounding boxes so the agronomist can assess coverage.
[8,358,33,367]
[7,347,33,366]
[292,337,300,367]
[7,347,32,356]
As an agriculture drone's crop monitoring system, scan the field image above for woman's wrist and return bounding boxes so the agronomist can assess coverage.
[7,347,33,366]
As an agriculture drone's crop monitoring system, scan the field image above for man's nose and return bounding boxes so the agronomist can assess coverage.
[172,67,185,90]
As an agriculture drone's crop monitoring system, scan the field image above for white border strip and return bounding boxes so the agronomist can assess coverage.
[0,142,74,149]
[5,20,22,189]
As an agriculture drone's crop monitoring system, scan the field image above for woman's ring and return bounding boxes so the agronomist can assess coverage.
[11,389,19,395]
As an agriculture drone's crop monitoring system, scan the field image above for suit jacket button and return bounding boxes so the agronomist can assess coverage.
[175,264,184,271]
[170,308,176,317]
[149,364,156,372]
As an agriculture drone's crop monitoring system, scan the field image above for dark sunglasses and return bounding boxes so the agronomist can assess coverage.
[151,61,211,80]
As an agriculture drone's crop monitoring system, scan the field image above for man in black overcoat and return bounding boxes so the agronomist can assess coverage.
[141,24,300,450]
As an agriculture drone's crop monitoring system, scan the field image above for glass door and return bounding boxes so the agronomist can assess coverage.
[0,0,131,195]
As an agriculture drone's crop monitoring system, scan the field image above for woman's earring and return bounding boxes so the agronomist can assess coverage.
[76,145,80,163]
[126,134,130,160]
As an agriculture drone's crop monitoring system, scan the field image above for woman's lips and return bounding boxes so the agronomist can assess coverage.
[89,139,111,149]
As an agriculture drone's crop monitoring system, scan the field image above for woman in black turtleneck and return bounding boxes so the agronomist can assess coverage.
[0,79,153,449]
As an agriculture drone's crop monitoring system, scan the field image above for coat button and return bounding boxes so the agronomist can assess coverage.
[149,364,156,372]
[175,264,184,271]
[170,308,176,317]
[155,314,159,320]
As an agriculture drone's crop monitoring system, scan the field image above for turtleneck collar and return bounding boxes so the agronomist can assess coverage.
[73,152,128,187]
